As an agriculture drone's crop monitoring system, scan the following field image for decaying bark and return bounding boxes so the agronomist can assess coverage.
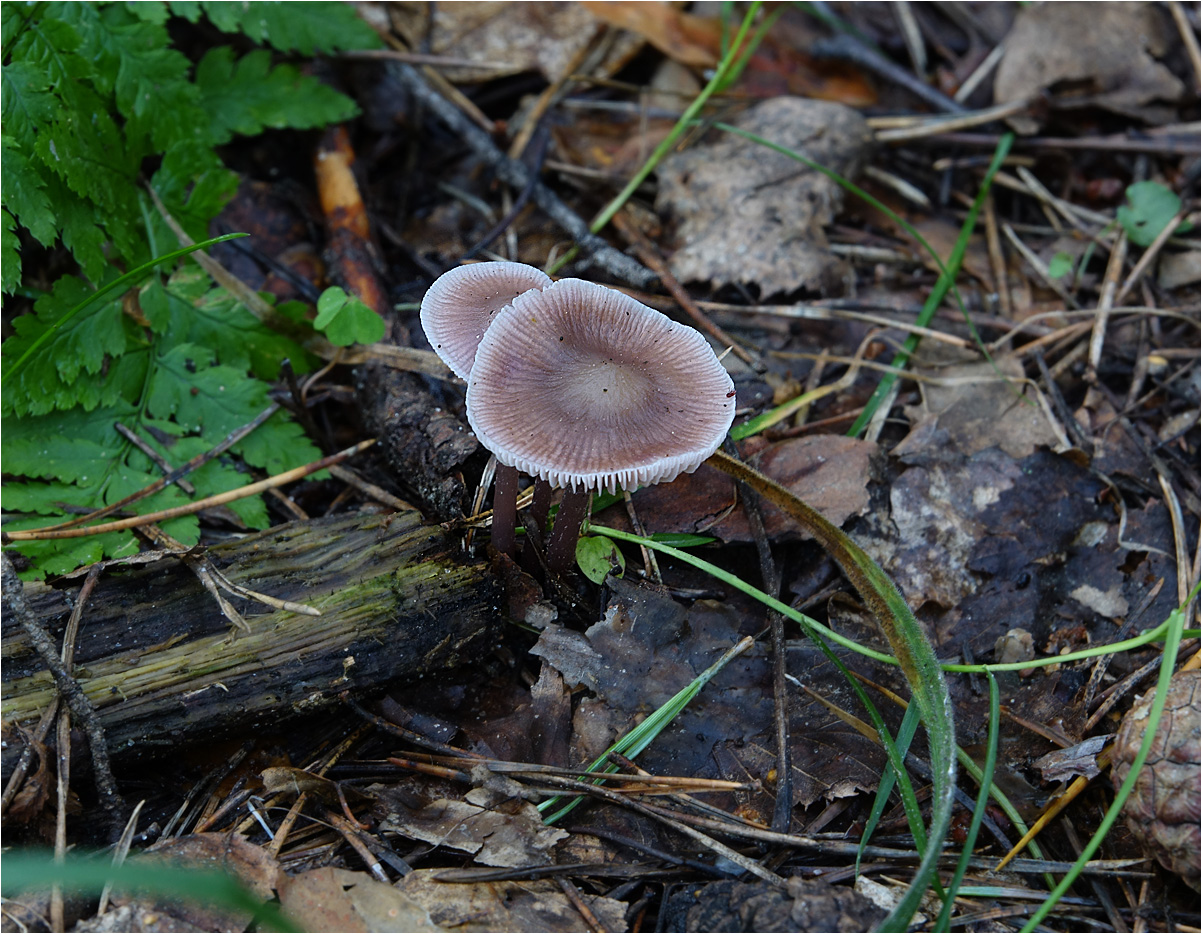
[356,362,480,521]
[1,510,499,774]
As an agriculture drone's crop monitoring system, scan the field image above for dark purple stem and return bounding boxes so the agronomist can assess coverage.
[546,488,591,574]
[521,478,554,574]
[529,478,553,532]
[492,463,519,557]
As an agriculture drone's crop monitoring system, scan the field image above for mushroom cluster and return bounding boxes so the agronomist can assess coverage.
[421,262,736,571]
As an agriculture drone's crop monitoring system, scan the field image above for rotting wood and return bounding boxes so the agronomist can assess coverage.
[1,510,500,775]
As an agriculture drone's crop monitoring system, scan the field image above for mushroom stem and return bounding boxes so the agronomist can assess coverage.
[529,478,554,533]
[491,463,519,557]
[521,478,555,574]
[545,488,592,574]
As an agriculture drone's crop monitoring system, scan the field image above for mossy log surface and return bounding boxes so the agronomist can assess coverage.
[1,511,500,769]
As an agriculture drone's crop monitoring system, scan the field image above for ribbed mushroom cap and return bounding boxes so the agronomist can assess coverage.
[466,278,736,495]
[419,261,552,378]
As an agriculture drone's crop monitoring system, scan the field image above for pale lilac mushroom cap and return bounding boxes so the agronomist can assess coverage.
[466,278,736,495]
[419,261,552,379]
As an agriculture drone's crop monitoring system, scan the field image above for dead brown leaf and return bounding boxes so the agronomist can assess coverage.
[579,1,716,67]
[395,868,630,932]
[389,2,641,83]
[277,867,438,933]
[656,97,873,296]
[380,793,567,867]
[994,2,1185,134]
[893,355,1063,460]
[609,434,877,543]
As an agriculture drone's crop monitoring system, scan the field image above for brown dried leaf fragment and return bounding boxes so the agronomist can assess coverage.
[655,97,872,296]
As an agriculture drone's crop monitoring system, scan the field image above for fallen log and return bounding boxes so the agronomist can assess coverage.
[1,510,499,776]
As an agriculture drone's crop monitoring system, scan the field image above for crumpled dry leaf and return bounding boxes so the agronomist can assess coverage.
[893,354,1063,460]
[389,2,641,83]
[380,791,567,867]
[277,867,440,933]
[102,834,280,933]
[394,869,630,932]
[655,96,872,296]
[579,1,716,67]
[994,2,1184,134]
[603,435,877,543]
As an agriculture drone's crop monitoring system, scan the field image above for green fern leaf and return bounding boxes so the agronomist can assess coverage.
[1,59,60,143]
[197,1,383,54]
[195,47,360,145]
[2,137,58,248]
[2,210,20,293]
[0,277,132,417]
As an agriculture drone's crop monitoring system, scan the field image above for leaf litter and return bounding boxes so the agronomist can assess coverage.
[3,1,1199,931]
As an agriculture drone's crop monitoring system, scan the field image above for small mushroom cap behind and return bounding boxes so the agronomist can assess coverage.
[466,278,736,495]
[419,261,552,378]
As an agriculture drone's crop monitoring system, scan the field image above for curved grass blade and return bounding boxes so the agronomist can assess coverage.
[936,670,1000,930]
[702,450,953,930]
[858,699,923,875]
[2,233,248,386]
[1,850,296,932]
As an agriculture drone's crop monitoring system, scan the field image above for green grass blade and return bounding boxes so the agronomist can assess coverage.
[3,233,248,386]
[1,850,297,931]
[586,3,762,239]
[858,700,923,874]
[601,447,957,930]
[936,670,1000,930]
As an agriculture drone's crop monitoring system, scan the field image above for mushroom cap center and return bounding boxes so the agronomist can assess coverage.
[466,278,736,494]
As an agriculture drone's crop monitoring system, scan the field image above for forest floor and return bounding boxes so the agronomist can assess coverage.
[2,3,1200,932]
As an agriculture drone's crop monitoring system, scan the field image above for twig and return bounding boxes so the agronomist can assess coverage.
[327,464,417,512]
[340,49,519,70]
[916,130,1201,156]
[53,703,70,932]
[811,32,964,114]
[1167,1,1202,92]
[3,440,374,541]
[115,423,195,495]
[387,62,655,289]
[1031,349,1093,455]
[893,2,927,76]
[462,127,551,261]
[1088,230,1129,381]
[982,192,1012,318]
[721,439,792,834]
[557,876,606,934]
[1001,222,1080,309]
[2,555,125,831]
[138,523,321,629]
[526,772,785,885]
[954,43,1006,104]
[621,491,660,584]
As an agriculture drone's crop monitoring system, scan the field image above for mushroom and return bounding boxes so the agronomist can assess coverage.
[419,261,552,555]
[466,277,736,571]
[419,261,552,379]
